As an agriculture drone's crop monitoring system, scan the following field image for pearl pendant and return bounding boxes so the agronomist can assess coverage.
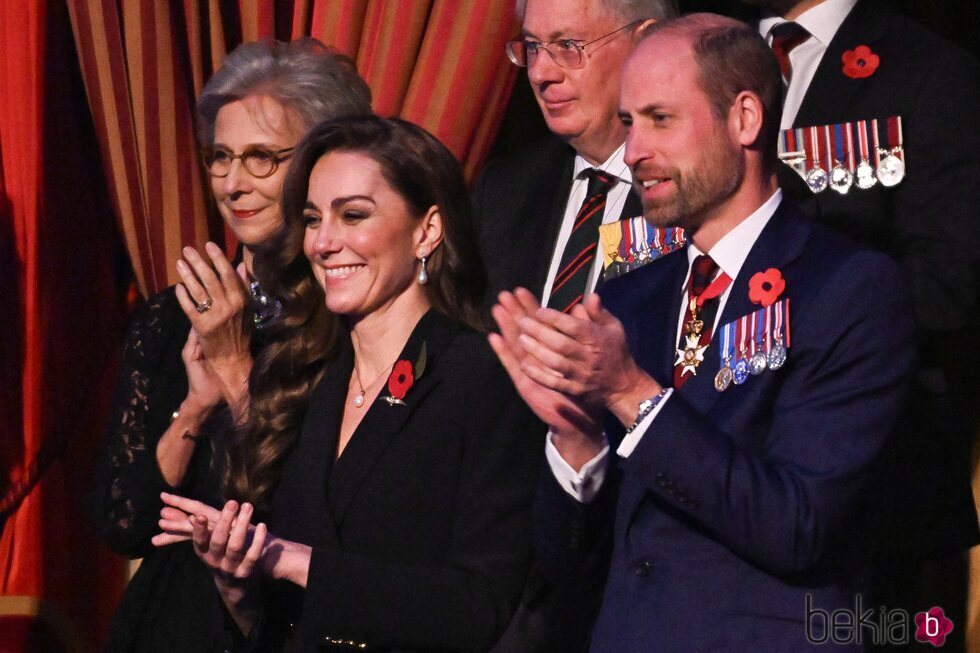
[353,392,365,407]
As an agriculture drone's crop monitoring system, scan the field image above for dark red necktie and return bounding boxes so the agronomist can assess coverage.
[674,255,721,388]
[770,21,811,83]
[548,169,617,313]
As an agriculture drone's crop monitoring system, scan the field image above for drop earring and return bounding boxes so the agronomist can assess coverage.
[417,252,428,285]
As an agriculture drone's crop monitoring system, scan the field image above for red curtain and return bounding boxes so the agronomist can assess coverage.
[68,0,520,297]
[0,0,128,651]
[0,2,520,650]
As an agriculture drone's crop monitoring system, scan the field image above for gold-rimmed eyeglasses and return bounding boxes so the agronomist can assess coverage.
[201,145,295,179]
[505,20,641,69]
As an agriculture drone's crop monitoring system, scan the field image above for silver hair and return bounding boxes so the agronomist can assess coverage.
[514,0,679,23]
[196,38,372,145]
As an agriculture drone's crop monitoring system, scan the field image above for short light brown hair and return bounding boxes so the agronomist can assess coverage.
[641,14,782,165]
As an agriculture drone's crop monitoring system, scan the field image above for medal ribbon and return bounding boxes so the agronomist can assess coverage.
[832,123,847,168]
[618,218,632,260]
[844,121,855,171]
[754,308,765,355]
[856,120,871,162]
[823,125,834,171]
[809,125,821,169]
[871,119,882,167]
[764,304,773,353]
[888,116,904,162]
[719,320,735,366]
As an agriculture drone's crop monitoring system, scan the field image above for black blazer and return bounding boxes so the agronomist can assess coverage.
[263,310,543,652]
[777,0,980,335]
[472,135,643,304]
[768,0,980,555]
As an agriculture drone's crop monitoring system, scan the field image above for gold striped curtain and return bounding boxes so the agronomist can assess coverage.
[67,0,519,298]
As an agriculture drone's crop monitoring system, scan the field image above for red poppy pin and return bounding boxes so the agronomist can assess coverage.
[382,343,427,406]
[841,45,879,79]
[748,268,786,307]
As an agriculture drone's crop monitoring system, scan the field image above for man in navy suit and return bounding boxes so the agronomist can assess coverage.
[491,13,916,651]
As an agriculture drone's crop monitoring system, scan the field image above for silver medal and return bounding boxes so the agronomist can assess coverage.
[829,163,853,195]
[767,341,788,370]
[805,166,828,193]
[876,151,905,187]
[749,351,768,376]
[855,160,877,190]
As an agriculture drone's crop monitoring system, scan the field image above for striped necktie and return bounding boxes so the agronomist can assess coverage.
[548,169,617,313]
[674,254,720,388]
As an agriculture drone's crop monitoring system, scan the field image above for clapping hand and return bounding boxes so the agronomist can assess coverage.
[174,242,254,411]
[489,289,601,438]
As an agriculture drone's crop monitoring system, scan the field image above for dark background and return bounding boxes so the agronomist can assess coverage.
[489,0,980,161]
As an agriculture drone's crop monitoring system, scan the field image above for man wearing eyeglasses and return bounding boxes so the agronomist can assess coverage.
[478,5,678,650]
[473,0,678,317]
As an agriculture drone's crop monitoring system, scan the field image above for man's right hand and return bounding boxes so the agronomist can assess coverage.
[488,289,605,470]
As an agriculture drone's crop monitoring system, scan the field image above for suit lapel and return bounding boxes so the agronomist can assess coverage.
[676,202,811,413]
[525,142,576,298]
[794,1,888,126]
[642,253,690,385]
[271,343,351,546]
[327,310,459,528]
[618,187,643,221]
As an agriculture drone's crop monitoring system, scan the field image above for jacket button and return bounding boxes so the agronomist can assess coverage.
[634,560,652,577]
[656,474,667,487]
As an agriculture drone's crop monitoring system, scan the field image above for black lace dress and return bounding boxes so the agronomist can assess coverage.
[88,287,234,653]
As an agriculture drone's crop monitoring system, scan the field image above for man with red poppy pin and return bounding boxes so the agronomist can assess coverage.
[490,14,916,650]
[745,0,980,638]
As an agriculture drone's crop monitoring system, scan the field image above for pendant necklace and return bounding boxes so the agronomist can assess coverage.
[352,361,394,408]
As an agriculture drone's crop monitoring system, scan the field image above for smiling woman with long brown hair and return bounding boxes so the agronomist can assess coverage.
[156,116,543,652]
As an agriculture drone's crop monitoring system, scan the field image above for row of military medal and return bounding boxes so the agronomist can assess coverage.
[778,116,906,195]
[713,300,791,393]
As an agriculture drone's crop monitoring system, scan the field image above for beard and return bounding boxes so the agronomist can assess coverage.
[641,138,743,233]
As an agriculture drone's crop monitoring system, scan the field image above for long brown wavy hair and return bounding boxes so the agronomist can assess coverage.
[226,116,487,509]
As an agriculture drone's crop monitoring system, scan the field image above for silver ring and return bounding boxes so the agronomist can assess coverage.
[195,297,213,314]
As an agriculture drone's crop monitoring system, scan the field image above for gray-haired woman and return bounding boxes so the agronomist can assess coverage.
[88,39,371,653]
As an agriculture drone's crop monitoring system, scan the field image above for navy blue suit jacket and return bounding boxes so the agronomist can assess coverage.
[538,201,916,651]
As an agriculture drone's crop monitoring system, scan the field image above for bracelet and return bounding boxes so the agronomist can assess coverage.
[170,409,202,442]
[625,388,669,434]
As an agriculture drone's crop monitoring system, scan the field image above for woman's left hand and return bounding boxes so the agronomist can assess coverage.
[154,493,311,589]
[175,242,254,408]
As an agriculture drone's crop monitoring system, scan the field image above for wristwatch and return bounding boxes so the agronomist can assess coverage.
[625,388,669,434]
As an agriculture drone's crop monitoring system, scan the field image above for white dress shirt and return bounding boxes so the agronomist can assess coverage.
[540,143,633,308]
[758,0,858,129]
[547,190,784,502]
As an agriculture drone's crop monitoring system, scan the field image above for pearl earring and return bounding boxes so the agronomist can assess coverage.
[417,253,428,285]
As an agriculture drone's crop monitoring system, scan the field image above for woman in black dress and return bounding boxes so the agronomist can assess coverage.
[88,39,370,653]
[156,117,543,652]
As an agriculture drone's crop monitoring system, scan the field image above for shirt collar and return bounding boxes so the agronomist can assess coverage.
[573,142,632,185]
[759,0,857,47]
[686,189,783,281]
